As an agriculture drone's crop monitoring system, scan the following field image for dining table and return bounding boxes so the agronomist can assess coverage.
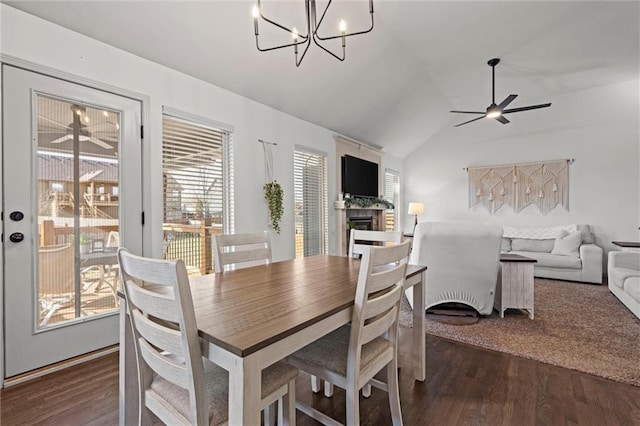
[119,255,427,425]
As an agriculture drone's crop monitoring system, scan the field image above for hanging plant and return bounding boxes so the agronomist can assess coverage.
[264,180,284,234]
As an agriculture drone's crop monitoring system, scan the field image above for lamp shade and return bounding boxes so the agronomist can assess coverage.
[408,202,424,216]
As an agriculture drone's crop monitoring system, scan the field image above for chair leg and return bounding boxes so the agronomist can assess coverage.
[387,360,403,426]
[311,375,322,393]
[345,385,359,426]
[324,381,334,397]
[280,379,296,426]
[264,402,276,426]
[362,383,372,398]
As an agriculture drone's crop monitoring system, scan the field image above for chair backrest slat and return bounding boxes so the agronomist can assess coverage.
[361,304,399,345]
[349,230,402,258]
[363,284,402,320]
[367,265,406,294]
[139,338,190,389]
[132,309,184,356]
[219,247,271,267]
[127,284,181,323]
[213,231,272,272]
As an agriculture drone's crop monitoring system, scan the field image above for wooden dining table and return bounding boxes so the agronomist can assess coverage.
[119,255,427,425]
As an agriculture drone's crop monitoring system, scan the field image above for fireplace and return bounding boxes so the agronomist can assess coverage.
[336,206,386,256]
[349,216,373,231]
[347,216,373,247]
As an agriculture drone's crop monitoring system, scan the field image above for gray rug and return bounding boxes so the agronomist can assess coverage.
[399,278,640,387]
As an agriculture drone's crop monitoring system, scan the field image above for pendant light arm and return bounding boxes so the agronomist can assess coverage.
[312,34,345,61]
[255,0,309,38]
[313,0,374,41]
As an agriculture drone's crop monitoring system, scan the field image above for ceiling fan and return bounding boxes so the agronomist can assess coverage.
[39,115,116,150]
[450,58,551,127]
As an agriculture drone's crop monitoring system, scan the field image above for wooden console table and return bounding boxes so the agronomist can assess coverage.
[495,253,537,319]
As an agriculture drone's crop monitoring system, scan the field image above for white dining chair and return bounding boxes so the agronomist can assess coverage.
[213,231,272,272]
[117,248,297,425]
[287,240,411,426]
[312,228,404,399]
[348,229,403,258]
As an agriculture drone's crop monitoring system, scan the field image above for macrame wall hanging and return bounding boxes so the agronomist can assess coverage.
[467,159,571,215]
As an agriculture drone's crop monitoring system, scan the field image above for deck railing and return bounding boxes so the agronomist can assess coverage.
[163,222,223,275]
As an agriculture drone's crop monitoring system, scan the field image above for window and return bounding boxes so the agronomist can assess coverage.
[384,169,400,231]
[294,149,328,258]
[162,110,234,275]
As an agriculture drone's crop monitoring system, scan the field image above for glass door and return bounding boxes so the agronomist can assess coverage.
[3,65,143,377]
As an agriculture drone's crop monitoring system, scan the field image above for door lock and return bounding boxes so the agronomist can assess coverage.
[9,232,24,243]
[9,211,24,221]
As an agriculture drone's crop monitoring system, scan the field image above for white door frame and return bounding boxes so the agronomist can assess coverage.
[0,54,150,387]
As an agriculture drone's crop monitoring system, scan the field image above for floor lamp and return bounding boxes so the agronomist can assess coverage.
[408,202,424,234]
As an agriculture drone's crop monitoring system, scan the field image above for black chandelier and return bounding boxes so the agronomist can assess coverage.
[252,0,374,67]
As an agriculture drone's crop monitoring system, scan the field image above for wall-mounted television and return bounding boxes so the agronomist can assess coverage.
[341,155,379,198]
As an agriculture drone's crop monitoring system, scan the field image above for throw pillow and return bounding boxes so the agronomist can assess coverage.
[551,230,582,256]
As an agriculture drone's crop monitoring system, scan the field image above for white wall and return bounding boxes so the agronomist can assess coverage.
[0,4,402,261]
[403,79,640,265]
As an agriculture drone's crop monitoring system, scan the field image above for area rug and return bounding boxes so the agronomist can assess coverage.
[399,278,640,387]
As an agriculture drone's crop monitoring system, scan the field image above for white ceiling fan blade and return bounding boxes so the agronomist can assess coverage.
[51,135,92,144]
[38,115,72,130]
[50,134,73,144]
[89,137,114,150]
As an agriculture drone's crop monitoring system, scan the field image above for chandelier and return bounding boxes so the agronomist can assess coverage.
[251,0,374,67]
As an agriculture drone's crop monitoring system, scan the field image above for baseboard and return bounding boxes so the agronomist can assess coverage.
[3,344,118,388]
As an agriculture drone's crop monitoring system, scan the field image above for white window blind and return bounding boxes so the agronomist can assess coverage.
[384,169,400,231]
[162,113,234,274]
[294,149,328,258]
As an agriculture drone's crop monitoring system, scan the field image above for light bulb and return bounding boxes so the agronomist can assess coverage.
[84,115,90,123]
[291,27,299,40]
[251,5,259,18]
[115,123,120,130]
[103,111,109,117]
[339,19,347,32]
[486,108,502,119]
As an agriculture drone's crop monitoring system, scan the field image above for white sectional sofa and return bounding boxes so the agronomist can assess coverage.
[501,224,603,284]
[608,251,640,320]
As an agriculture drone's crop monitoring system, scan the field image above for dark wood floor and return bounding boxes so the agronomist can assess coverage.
[3,327,640,425]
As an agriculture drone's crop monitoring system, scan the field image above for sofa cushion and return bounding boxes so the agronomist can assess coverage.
[610,267,640,289]
[501,238,512,252]
[623,277,640,303]
[511,238,555,253]
[502,225,576,240]
[551,230,582,255]
[511,251,582,269]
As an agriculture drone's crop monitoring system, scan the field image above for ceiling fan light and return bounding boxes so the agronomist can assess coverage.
[486,108,501,119]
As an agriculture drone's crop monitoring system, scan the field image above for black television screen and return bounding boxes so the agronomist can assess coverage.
[341,155,379,198]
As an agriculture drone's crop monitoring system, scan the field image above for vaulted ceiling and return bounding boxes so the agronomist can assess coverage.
[6,1,638,158]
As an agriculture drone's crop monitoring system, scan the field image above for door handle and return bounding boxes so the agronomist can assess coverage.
[9,232,24,243]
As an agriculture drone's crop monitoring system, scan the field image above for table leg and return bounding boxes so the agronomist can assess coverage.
[228,352,262,425]
[412,271,426,381]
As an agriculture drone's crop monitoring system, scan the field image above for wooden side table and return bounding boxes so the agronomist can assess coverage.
[612,241,640,252]
[495,254,537,319]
